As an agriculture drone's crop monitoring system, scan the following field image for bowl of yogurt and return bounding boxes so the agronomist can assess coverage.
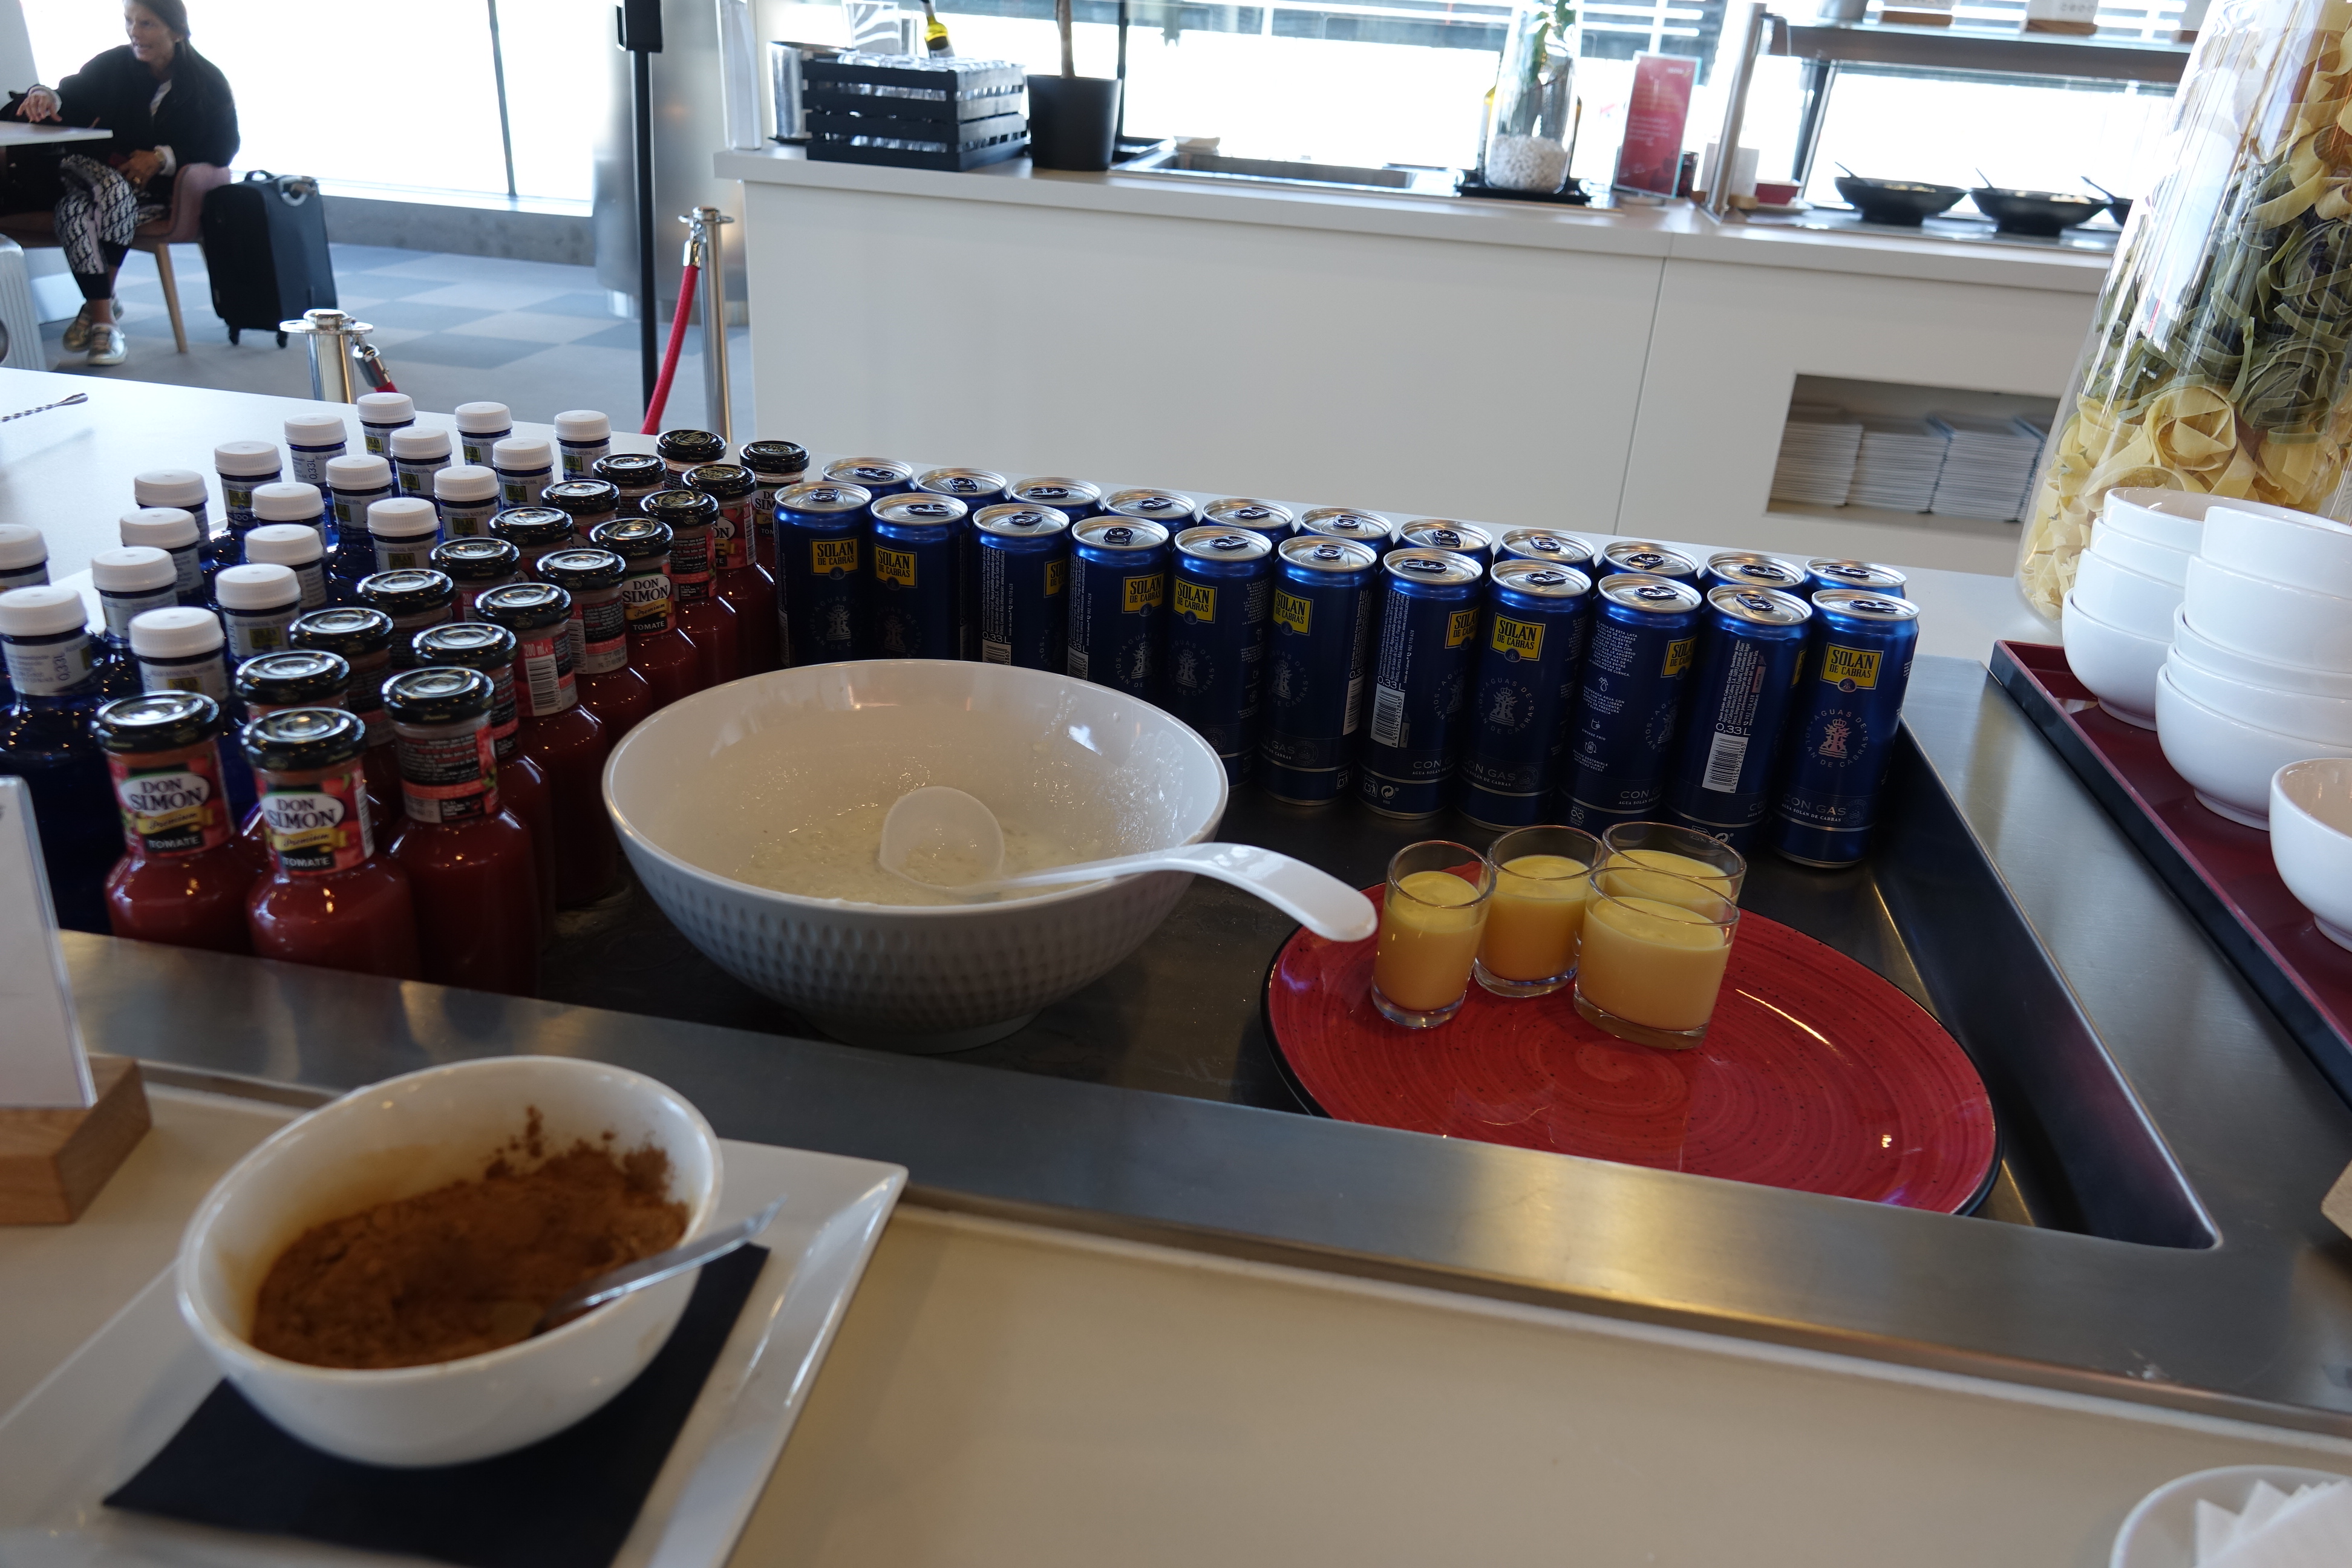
[603,659,1229,1051]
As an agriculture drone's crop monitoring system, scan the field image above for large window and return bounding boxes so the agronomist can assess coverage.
[25,0,601,202]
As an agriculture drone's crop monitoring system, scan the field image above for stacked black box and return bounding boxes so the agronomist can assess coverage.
[803,55,1028,172]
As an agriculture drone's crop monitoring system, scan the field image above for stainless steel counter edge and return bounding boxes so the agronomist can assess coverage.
[717,148,2112,293]
[76,658,2352,1432]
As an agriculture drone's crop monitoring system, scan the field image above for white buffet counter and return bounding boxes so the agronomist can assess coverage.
[720,148,2109,577]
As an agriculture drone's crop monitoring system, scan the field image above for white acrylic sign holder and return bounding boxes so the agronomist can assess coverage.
[0,777,94,1109]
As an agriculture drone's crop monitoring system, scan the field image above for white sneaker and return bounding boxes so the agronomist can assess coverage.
[86,324,126,367]
[59,298,119,353]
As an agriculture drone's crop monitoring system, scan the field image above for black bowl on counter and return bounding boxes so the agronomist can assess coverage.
[1969,186,2106,237]
[1833,175,1967,226]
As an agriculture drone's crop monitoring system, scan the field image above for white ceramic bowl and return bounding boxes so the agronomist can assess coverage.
[2272,759,2352,951]
[2110,1465,2351,1568]
[2173,607,2352,700]
[604,659,1230,1053]
[2165,653,2352,744]
[2156,667,2352,828]
[2099,485,2218,554]
[2062,592,2167,728]
[2073,547,2184,641]
[2087,520,2189,587]
[2204,502,2352,598]
[2183,555,2352,669]
[178,1056,722,1467]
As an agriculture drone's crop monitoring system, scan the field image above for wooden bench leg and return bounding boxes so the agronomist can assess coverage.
[149,242,188,354]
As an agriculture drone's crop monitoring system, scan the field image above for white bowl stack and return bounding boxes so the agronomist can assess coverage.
[2062,486,2204,730]
[2158,499,2352,828]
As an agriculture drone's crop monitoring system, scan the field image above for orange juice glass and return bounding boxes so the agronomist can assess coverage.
[1371,840,1495,1028]
[1573,864,1740,1050]
[1599,820,1746,910]
[1473,824,1601,998]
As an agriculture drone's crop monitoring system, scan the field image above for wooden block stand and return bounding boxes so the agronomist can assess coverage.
[0,1056,151,1224]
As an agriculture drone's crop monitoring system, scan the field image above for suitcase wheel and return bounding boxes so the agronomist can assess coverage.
[276,331,288,348]
[227,327,239,345]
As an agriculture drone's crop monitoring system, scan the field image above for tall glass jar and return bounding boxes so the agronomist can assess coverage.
[1484,1,1578,194]
[2017,0,2352,621]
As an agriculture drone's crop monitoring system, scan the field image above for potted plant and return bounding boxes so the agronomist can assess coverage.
[1027,0,1122,171]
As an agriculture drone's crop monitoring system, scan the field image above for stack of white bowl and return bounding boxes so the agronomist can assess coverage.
[2061,486,2210,728]
[2157,500,2352,828]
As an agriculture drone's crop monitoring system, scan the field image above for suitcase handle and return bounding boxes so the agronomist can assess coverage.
[241,169,319,205]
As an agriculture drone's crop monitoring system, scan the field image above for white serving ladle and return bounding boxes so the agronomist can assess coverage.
[878,785,1378,941]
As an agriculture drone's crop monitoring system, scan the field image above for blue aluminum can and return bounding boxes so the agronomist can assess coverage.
[1297,508,1393,549]
[1357,548,1485,818]
[1498,529,1598,570]
[822,456,914,498]
[1168,527,1275,782]
[1007,477,1102,520]
[1558,572,1704,834]
[1767,589,1920,867]
[1805,558,1908,601]
[869,494,966,661]
[915,467,1008,509]
[776,480,872,665]
[1103,488,1199,530]
[1665,586,1814,854]
[1599,540,1700,584]
[1200,497,1293,544]
[1395,520,1493,570]
[1260,535,1379,805]
[1455,560,1594,829]
[1067,519,1169,699]
[1702,552,1810,596]
[972,503,1071,671]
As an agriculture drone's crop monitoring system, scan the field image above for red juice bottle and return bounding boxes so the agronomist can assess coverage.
[430,535,520,621]
[592,452,667,521]
[287,607,399,822]
[535,547,655,738]
[414,620,558,923]
[94,690,256,953]
[354,567,456,673]
[242,706,422,979]
[646,488,737,690]
[688,462,777,677]
[489,506,576,582]
[544,479,619,547]
[740,440,809,575]
[476,582,618,907]
[590,517,702,709]
[382,665,541,995]
[233,647,353,874]
[656,428,725,486]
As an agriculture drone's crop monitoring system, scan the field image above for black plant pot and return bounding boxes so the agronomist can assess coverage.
[1027,74,1122,172]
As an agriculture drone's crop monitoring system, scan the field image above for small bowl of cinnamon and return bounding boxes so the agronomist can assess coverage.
[176,1055,722,1466]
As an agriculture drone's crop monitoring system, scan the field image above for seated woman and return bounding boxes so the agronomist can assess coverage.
[5,0,238,366]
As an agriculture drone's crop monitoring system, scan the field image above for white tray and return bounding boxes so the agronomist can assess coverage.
[0,1137,905,1568]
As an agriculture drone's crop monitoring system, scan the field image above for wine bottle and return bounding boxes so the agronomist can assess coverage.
[923,0,953,54]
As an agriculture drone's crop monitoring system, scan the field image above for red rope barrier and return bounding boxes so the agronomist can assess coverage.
[638,258,701,435]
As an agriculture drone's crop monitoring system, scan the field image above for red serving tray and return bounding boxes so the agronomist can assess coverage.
[1991,640,2352,1105]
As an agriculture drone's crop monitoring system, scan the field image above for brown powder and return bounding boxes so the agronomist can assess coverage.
[249,1111,689,1370]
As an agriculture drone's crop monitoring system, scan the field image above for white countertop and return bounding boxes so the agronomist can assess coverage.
[0,367,2053,663]
[719,146,2114,295]
[11,1086,2352,1567]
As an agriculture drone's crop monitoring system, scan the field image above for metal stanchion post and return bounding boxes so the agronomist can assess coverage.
[688,205,736,444]
[279,309,375,403]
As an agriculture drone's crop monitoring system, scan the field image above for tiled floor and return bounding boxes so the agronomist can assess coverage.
[35,241,753,432]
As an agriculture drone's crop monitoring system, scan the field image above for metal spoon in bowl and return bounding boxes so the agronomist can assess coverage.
[878,785,1379,941]
[521,1193,787,1338]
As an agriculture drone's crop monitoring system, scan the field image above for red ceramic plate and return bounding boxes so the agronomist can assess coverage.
[1266,892,1999,1212]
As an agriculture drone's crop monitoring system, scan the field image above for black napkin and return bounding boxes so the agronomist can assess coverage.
[106,1244,769,1568]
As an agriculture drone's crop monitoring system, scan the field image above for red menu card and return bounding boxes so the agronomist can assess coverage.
[1613,53,1698,197]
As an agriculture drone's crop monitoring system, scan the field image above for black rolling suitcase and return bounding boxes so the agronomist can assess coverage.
[199,171,336,345]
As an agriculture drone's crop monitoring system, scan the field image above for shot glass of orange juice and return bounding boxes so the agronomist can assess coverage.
[1371,840,1495,1028]
[1473,824,1601,998]
[1599,820,1746,911]
[1573,864,1740,1050]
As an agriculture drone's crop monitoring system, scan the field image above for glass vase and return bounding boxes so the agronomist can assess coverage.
[2016,0,2352,622]
[1484,1,1578,194]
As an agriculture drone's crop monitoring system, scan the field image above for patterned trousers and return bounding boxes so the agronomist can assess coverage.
[53,154,146,298]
